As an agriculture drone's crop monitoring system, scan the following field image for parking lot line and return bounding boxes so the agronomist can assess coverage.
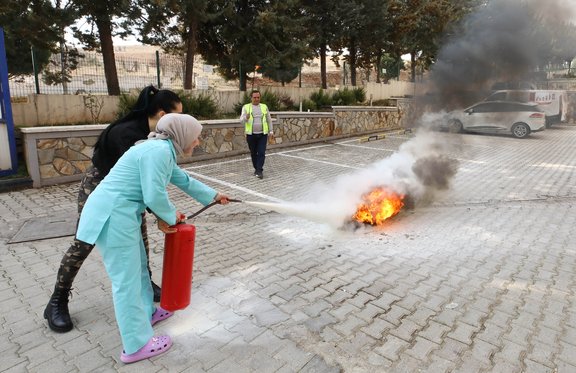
[277,153,360,169]
[182,168,282,202]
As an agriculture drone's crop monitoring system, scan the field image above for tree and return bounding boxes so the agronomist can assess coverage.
[387,0,478,82]
[136,0,228,90]
[0,0,61,77]
[354,0,392,84]
[301,0,340,89]
[198,0,310,91]
[43,0,81,94]
[328,0,366,86]
[252,3,311,86]
[70,0,135,95]
[329,0,390,86]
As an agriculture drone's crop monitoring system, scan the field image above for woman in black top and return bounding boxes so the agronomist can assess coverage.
[44,86,182,333]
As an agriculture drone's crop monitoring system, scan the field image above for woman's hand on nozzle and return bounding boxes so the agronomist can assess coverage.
[176,211,186,223]
[215,193,230,205]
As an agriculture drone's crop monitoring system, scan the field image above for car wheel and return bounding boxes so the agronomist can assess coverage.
[511,123,530,138]
[448,119,463,133]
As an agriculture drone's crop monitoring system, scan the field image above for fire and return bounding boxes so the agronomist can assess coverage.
[353,187,405,225]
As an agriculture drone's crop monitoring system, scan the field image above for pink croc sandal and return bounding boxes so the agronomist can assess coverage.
[120,335,173,363]
[151,307,174,326]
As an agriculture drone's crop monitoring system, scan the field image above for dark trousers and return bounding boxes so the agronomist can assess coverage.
[246,133,268,173]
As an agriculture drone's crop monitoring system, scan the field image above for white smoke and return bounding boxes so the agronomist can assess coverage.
[259,129,459,229]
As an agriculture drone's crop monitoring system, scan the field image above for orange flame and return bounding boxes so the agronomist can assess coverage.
[353,187,405,225]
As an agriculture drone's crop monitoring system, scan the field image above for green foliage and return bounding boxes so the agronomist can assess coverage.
[380,53,403,81]
[42,48,83,87]
[353,87,366,103]
[372,99,394,106]
[118,90,219,120]
[180,93,219,120]
[198,0,312,91]
[332,87,356,106]
[116,92,139,120]
[300,99,317,112]
[0,0,63,77]
[0,0,86,80]
[309,89,333,109]
[233,93,250,114]
[233,90,292,113]
[279,95,296,111]
[305,87,366,111]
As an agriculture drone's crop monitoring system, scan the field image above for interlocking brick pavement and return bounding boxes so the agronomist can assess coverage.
[3,127,576,372]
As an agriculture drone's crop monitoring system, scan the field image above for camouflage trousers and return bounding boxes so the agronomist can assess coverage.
[55,166,153,290]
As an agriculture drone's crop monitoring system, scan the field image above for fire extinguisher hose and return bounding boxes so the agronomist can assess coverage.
[186,198,243,220]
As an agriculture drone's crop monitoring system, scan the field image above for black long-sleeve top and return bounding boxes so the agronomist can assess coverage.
[91,118,150,177]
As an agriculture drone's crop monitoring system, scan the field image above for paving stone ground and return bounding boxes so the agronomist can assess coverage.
[2,126,576,372]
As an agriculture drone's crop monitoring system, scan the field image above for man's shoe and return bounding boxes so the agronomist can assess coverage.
[44,287,73,332]
[152,281,162,302]
[256,171,263,179]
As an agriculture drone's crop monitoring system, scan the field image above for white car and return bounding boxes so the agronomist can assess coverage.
[446,101,546,138]
[485,90,568,127]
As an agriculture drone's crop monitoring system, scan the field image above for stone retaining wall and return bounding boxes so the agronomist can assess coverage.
[20,106,405,187]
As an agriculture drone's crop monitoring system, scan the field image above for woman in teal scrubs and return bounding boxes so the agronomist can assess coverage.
[75,113,230,363]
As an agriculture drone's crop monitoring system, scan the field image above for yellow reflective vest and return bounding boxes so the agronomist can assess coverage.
[243,103,270,134]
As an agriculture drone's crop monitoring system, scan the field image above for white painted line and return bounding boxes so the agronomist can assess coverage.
[386,135,413,140]
[278,153,360,169]
[334,138,363,144]
[182,169,282,202]
[336,143,398,152]
[186,156,252,169]
[186,143,334,169]
[274,144,333,154]
[451,157,485,164]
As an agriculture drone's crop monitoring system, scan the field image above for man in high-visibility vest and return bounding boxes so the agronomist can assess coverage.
[241,89,274,179]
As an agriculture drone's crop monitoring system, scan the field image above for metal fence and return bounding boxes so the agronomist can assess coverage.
[8,51,233,97]
[8,49,359,97]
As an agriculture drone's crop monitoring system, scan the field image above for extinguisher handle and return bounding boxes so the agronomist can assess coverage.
[186,201,218,220]
[185,199,243,220]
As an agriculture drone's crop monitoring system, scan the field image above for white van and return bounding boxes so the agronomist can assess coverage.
[485,90,568,127]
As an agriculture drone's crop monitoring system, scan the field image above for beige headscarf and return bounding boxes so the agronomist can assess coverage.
[147,113,203,156]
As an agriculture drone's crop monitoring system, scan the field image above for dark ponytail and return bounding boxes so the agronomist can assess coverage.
[93,86,182,168]
[100,86,181,135]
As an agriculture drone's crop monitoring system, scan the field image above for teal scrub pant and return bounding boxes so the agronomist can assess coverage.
[96,218,155,354]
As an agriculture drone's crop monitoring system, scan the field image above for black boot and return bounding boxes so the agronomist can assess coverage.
[152,281,162,302]
[44,287,73,333]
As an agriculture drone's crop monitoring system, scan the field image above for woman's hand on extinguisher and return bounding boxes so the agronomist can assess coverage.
[214,192,230,205]
[158,211,185,234]
[157,219,177,234]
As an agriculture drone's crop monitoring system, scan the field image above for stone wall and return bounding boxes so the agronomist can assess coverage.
[20,106,405,187]
[333,106,403,135]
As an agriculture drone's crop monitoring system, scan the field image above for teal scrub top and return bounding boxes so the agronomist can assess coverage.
[76,139,217,245]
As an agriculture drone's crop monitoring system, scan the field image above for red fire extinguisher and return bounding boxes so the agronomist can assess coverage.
[159,199,240,311]
[160,223,196,311]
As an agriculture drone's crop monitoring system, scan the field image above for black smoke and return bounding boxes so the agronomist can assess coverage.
[424,0,576,110]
